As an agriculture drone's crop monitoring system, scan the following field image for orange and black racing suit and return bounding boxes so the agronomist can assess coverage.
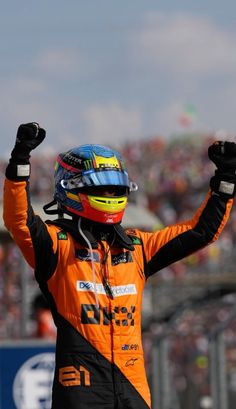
[3,178,233,409]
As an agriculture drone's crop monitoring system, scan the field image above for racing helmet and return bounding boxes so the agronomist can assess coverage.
[53,144,137,224]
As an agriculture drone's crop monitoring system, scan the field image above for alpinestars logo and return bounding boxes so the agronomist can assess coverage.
[77,281,137,297]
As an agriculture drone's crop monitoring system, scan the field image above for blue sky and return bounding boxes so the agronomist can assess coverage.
[1,1,236,157]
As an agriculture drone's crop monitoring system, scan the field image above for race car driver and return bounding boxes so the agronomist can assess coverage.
[3,123,236,409]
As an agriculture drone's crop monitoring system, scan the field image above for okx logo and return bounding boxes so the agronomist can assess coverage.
[13,353,55,409]
[81,304,135,326]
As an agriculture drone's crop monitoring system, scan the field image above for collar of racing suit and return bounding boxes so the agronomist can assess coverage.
[46,217,135,251]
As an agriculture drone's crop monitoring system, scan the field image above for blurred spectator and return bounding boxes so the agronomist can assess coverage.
[31,293,56,339]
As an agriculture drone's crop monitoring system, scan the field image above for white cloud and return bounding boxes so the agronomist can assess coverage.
[134,12,236,77]
[0,78,46,123]
[125,12,236,136]
[34,48,87,77]
[82,103,143,147]
[0,76,73,151]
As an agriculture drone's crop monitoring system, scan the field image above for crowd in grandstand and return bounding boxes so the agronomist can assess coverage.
[1,131,236,408]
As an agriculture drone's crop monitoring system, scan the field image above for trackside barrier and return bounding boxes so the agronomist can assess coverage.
[209,331,227,409]
[0,340,55,409]
[150,288,236,409]
[209,303,236,409]
[152,334,181,409]
[151,302,188,409]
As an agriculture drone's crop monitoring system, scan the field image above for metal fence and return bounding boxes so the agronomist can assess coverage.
[148,281,236,409]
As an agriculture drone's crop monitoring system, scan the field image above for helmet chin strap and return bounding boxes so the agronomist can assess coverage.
[44,200,71,219]
[43,199,58,214]
[43,200,64,217]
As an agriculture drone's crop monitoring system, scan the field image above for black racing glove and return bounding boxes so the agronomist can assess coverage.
[208,141,236,198]
[5,122,46,181]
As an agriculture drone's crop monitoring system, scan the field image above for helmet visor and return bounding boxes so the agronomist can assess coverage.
[82,169,130,188]
[61,169,130,190]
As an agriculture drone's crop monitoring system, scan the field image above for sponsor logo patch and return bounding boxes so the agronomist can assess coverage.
[111,251,133,266]
[81,304,135,326]
[125,358,138,367]
[57,231,68,240]
[77,281,137,297]
[122,344,139,351]
[59,365,90,387]
[75,249,100,262]
[129,235,142,245]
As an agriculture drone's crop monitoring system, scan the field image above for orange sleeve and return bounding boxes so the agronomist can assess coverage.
[137,191,234,277]
[3,179,36,267]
